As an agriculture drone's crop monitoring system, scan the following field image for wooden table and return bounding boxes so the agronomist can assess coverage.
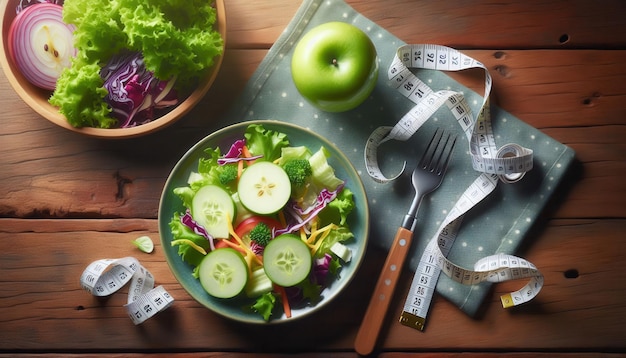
[1,0,625,356]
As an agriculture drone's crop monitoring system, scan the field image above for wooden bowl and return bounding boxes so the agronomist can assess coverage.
[0,0,226,139]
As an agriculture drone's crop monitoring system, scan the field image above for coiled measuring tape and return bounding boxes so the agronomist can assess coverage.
[79,257,175,325]
[364,44,542,331]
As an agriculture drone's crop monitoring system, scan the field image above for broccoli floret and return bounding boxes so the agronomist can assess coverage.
[218,164,238,185]
[283,159,312,187]
[250,222,272,247]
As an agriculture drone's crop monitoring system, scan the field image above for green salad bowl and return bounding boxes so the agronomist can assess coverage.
[158,120,370,324]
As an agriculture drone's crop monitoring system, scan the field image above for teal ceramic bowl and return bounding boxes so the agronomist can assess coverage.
[159,120,370,324]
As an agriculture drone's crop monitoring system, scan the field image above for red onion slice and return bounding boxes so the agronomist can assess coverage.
[8,3,75,90]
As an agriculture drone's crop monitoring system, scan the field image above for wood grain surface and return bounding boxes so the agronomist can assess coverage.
[1,0,624,356]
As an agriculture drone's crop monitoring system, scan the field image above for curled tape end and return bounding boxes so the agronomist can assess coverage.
[379,160,408,183]
[499,172,525,184]
[500,293,515,308]
[496,143,530,184]
[370,162,406,184]
[81,258,174,325]
[399,160,407,175]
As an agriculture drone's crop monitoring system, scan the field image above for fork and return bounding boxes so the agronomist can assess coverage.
[354,128,457,356]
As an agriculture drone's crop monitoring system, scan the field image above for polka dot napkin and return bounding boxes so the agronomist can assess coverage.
[217,0,576,317]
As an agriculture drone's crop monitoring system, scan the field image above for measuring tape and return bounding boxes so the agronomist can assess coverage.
[365,44,533,183]
[79,257,175,325]
[364,44,542,331]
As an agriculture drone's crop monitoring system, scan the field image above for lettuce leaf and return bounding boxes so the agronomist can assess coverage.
[277,145,312,165]
[244,124,290,162]
[250,292,277,321]
[118,0,223,84]
[168,212,210,269]
[308,146,344,191]
[318,188,355,226]
[172,146,238,202]
[49,60,115,128]
[62,0,125,63]
[315,226,354,259]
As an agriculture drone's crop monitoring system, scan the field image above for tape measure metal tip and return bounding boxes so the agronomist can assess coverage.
[399,311,427,331]
[500,293,515,309]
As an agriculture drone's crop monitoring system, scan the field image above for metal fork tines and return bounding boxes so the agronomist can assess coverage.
[354,128,457,356]
[402,128,457,232]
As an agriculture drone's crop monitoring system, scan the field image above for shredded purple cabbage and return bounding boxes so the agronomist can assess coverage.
[313,253,332,285]
[223,139,245,159]
[101,51,178,128]
[217,155,263,165]
[217,139,263,165]
[284,285,303,305]
[180,209,215,251]
[282,254,332,307]
[296,186,342,216]
[250,241,264,256]
[273,186,341,237]
[16,0,63,13]
[152,80,178,106]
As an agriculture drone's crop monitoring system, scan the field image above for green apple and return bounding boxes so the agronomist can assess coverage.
[291,22,378,112]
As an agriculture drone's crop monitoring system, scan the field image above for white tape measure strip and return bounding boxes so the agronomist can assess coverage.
[80,257,174,325]
[363,44,542,331]
[365,44,533,184]
[400,172,542,330]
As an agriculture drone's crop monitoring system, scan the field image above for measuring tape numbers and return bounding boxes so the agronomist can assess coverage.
[364,44,542,331]
[79,257,175,325]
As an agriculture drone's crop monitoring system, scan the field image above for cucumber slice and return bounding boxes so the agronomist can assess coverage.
[198,248,248,299]
[191,185,235,239]
[263,234,312,287]
[237,161,291,215]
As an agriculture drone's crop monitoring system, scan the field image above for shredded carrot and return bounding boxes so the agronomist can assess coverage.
[311,219,318,232]
[306,220,319,244]
[226,213,263,267]
[241,145,257,165]
[312,229,332,255]
[299,227,308,242]
[300,227,315,249]
[216,238,246,255]
[241,145,252,158]
[171,239,207,255]
[310,223,338,255]
[274,284,292,318]
[278,210,287,227]
[226,215,263,269]
[237,159,244,179]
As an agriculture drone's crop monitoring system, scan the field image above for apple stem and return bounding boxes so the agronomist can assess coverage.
[332,58,338,66]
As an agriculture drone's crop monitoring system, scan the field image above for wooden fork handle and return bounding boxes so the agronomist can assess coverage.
[354,227,413,356]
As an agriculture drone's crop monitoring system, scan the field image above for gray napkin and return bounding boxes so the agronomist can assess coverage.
[218,0,575,317]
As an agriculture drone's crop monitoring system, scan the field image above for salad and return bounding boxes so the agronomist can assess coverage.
[168,124,357,321]
[7,0,223,128]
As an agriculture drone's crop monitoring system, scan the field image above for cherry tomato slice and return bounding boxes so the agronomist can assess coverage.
[234,215,282,238]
